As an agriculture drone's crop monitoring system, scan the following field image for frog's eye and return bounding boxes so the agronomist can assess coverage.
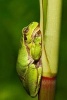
[34,30,41,38]
[22,27,29,41]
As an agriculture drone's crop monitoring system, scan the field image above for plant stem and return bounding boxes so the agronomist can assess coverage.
[38,0,62,100]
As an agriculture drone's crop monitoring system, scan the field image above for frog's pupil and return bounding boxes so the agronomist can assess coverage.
[34,30,41,38]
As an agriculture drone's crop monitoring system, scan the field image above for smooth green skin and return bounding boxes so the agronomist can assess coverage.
[16,22,42,97]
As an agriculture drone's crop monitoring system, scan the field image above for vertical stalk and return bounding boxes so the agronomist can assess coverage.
[38,0,62,100]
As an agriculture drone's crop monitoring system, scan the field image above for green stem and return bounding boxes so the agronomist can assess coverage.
[40,0,62,77]
[38,0,62,99]
[40,0,47,34]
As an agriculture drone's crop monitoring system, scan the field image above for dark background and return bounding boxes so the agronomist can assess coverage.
[0,0,67,100]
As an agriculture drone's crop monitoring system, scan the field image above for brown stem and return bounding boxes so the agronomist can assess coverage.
[38,76,56,100]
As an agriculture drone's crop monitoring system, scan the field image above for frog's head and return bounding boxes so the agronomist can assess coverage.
[22,22,42,60]
[23,22,39,43]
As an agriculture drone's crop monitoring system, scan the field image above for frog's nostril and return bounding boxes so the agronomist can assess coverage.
[23,26,29,33]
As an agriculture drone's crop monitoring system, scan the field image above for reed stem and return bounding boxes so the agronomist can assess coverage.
[38,0,62,100]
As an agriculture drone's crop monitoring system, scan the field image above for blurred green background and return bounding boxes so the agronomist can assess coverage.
[0,0,67,100]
